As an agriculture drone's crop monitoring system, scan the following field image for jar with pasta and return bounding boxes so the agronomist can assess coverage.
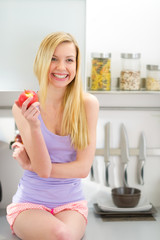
[120,53,141,90]
[90,52,111,91]
[146,65,160,91]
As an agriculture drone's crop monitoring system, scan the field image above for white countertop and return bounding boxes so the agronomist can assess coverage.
[1,207,160,240]
[84,206,160,240]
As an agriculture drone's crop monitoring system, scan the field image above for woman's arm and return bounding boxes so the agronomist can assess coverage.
[49,93,99,178]
[13,94,99,179]
[12,98,52,178]
[12,142,33,171]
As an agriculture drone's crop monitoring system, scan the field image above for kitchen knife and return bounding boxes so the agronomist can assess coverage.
[138,132,146,185]
[0,181,2,202]
[104,122,110,186]
[120,124,130,186]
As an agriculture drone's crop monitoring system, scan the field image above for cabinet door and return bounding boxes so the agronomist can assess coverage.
[0,0,86,90]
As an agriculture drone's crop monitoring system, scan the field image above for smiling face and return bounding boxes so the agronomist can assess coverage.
[48,42,77,89]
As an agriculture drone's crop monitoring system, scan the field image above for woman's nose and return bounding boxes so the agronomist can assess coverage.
[57,60,65,70]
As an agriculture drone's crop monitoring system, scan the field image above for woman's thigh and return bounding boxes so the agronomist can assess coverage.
[55,210,87,240]
[13,209,71,240]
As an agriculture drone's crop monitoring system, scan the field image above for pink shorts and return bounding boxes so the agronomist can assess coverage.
[6,200,88,233]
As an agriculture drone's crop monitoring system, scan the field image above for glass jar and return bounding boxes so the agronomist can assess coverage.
[146,65,160,90]
[90,52,111,91]
[120,53,141,90]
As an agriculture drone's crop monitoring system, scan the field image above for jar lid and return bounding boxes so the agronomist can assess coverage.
[146,65,160,71]
[121,53,141,59]
[91,52,111,58]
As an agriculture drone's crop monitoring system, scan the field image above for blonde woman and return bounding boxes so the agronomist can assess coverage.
[7,32,99,240]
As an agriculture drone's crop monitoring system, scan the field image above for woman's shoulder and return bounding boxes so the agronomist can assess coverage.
[83,92,99,107]
[83,92,99,114]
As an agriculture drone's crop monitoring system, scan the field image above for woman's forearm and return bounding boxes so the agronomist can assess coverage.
[49,138,96,179]
[24,126,52,178]
[49,159,91,179]
[12,103,52,178]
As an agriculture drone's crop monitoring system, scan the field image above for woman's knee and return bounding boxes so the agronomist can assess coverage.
[49,222,72,240]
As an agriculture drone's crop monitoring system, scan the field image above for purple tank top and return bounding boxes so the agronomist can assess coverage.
[12,113,85,208]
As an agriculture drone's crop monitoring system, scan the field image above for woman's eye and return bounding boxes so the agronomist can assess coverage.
[51,57,57,61]
[67,58,74,63]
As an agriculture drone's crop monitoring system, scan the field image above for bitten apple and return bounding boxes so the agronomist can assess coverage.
[18,90,38,108]
[14,134,23,144]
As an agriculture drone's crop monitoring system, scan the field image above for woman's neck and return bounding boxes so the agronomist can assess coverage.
[45,85,66,109]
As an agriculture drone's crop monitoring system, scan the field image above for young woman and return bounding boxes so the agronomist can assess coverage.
[7,32,99,240]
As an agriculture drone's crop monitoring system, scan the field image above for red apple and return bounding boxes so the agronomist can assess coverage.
[14,134,23,144]
[18,90,38,108]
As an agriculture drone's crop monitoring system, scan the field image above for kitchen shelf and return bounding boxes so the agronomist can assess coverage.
[88,90,160,110]
[1,90,160,110]
[88,90,160,94]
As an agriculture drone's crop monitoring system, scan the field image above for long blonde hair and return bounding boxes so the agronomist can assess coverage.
[34,32,89,150]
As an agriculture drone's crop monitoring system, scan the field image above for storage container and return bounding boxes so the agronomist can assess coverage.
[120,53,141,90]
[90,52,111,91]
[146,65,160,90]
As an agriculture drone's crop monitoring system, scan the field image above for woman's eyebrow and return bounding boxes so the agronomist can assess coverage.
[52,55,76,58]
[66,55,76,58]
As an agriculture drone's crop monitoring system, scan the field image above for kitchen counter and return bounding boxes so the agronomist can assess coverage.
[1,207,160,240]
[84,206,160,240]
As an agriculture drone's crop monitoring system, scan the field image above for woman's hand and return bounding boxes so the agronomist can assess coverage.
[12,98,52,178]
[12,142,33,171]
[16,97,40,129]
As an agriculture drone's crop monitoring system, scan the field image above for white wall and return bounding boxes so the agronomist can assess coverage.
[86,0,160,87]
[0,0,86,90]
[94,110,160,206]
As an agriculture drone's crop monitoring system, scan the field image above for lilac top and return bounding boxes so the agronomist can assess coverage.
[12,113,85,208]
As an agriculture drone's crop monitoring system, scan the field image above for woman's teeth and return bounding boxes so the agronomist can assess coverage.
[54,74,67,79]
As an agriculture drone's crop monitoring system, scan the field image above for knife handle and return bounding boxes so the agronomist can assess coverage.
[90,165,94,180]
[123,163,128,187]
[140,161,145,185]
[0,181,2,202]
[105,162,110,186]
